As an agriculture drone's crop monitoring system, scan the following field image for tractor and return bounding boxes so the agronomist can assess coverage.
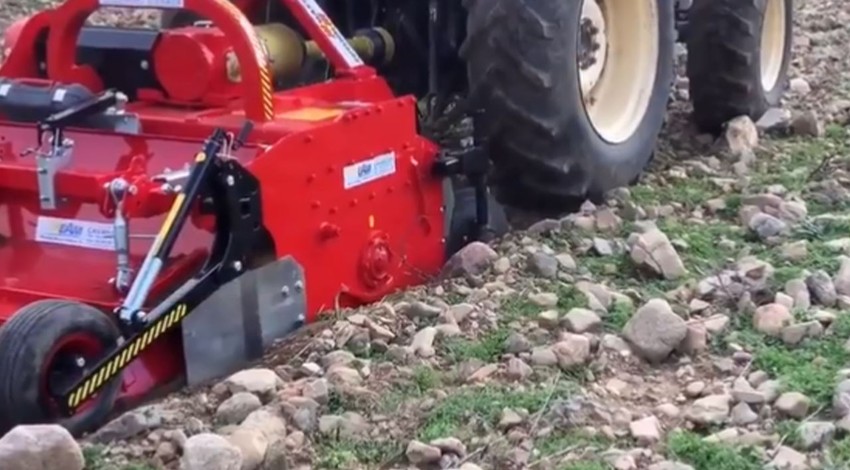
[0,0,792,437]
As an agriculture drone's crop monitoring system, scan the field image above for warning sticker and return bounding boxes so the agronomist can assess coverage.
[280,107,344,122]
[298,0,364,68]
[35,216,115,251]
[343,152,396,189]
[99,0,184,8]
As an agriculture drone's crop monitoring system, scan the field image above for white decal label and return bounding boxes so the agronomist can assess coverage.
[299,0,365,68]
[343,152,396,189]
[99,0,184,8]
[35,216,115,251]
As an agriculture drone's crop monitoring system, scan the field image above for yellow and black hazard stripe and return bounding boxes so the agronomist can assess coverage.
[214,0,275,120]
[64,303,190,411]
[258,65,275,120]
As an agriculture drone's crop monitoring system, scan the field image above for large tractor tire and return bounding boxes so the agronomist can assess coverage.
[0,300,122,437]
[686,0,793,133]
[461,0,676,216]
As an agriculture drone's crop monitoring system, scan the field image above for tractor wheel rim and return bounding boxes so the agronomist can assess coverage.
[41,333,104,416]
[579,0,660,145]
[760,0,786,92]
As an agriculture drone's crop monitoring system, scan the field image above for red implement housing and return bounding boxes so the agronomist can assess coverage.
[0,0,448,432]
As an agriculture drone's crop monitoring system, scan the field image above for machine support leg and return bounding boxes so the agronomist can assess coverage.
[472,175,490,241]
[432,142,493,242]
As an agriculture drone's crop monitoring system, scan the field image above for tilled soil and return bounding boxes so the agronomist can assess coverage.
[1,1,850,469]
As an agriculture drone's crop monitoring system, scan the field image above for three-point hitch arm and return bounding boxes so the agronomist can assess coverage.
[57,122,264,416]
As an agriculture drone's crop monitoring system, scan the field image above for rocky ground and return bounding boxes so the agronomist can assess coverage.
[1,0,850,469]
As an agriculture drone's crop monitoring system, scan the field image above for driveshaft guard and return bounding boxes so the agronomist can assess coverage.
[181,256,306,387]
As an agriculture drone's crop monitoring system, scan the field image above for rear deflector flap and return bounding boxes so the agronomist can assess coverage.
[181,256,306,386]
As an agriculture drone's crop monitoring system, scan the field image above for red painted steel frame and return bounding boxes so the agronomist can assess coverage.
[0,0,445,413]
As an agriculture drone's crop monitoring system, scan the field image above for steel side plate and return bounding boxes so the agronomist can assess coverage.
[181,256,306,386]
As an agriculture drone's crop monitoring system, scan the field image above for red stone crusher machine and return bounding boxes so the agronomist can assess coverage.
[0,0,497,435]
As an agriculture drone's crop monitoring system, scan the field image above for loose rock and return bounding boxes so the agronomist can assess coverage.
[797,422,835,450]
[406,440,442,465]
[444,242,498,277]
[685,394,731,426]
[753,303,794,337]
[216,392,262,425]
[629,228,686,280]
[775,392,811,419]
[622,299,687,362]
[182,433,243,470]
[0,425,84,470]
[224,369,282,401]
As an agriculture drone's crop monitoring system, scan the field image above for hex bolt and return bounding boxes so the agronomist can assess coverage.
[281,285,290,297]
[140,60,149,70]
[294,280,304,292]
[226,175,235,186]
[75,357,86,368]
[232,261,243,271]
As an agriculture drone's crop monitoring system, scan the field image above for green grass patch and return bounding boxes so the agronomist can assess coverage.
[375,366,447,413]
[654,211,844,292]
[570,247,677,297]
[753,125,848,190]
[774,420,802,449]
[535,429,614,458]
[630,177,719,211]
[560,461,613,470]
[603,300,633,332]
[83,446,155,470]
[826,437,850,469]
[556,285,589,311]
[314,438,402,469]
[439,327,511,364]
[727,313,850,407]
[411,365,443,392]
[666,431,762,470]
[655,219,742,276]
[417,381,575,442]
[500,295,542,322]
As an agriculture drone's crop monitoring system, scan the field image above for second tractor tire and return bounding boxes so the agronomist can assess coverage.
[686,0,793,133]
[461,0,676,216]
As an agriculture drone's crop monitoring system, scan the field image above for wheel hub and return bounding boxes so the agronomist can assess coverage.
[579,0,608,96]
[48,353,88,396]
[577,0,660,144]
[41,333,102,413]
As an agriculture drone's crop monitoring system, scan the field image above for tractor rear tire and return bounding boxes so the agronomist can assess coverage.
[0,300,122,437]
[686,0,793,133]
[461,0,676,217]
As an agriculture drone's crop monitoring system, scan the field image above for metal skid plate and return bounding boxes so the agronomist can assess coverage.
[181,256,306,386]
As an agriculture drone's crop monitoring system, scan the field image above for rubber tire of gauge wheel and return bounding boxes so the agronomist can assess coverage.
[461,0,676,217]
[0,300,122,437]
[686,0,793,133]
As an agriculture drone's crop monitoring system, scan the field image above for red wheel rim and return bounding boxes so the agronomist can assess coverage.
[40,332,105,416]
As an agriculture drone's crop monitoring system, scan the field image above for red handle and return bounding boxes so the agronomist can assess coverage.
[46,0,276,122]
